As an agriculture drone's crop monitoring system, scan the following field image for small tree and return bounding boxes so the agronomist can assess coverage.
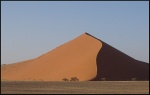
[131,78,137,81]
[70,77,79,81]
[62,78,69,81]
[100,78,106,81]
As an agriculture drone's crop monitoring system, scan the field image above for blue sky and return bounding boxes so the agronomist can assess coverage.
[1,1,149,64]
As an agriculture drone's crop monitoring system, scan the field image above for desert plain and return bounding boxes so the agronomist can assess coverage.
[1,81,149,94]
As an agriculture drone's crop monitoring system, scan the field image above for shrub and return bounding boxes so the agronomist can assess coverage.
[70,77,79,81]
[131,78,137,81]
[62,78,69,81]
[100,78,106,81]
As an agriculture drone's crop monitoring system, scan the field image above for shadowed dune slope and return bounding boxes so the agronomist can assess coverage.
[89,37,149,81]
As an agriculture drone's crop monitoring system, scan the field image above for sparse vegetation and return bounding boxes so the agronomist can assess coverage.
[70,77,79,81]
[100,78,106,81]
[131,78,137,81]
[62,78,69,81]
[62,77,79,81]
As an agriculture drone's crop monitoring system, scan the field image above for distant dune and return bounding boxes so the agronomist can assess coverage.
[1,33,149,81]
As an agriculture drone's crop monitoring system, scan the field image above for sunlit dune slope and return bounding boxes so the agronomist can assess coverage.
[1,33,102,81]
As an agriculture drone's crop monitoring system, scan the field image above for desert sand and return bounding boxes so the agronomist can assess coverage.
[1,33,149,81]
[1,33,102,81]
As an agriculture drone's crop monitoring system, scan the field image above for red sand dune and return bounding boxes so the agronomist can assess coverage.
[1,33,149,81]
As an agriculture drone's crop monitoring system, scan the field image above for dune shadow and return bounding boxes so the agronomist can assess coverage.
[91,40,149,81]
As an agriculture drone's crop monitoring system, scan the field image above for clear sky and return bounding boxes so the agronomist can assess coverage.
[1,1,149,64]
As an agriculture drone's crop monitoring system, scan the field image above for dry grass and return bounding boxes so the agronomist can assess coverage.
[1,81,149,94]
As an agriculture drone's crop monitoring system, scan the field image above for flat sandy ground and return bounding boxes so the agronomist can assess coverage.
[1,81,149,94]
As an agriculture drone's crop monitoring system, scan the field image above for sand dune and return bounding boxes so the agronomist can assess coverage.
[1,33,102,81]
[1,33,149,81]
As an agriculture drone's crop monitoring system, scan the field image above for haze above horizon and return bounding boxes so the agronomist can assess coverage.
[1,1,149,64]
